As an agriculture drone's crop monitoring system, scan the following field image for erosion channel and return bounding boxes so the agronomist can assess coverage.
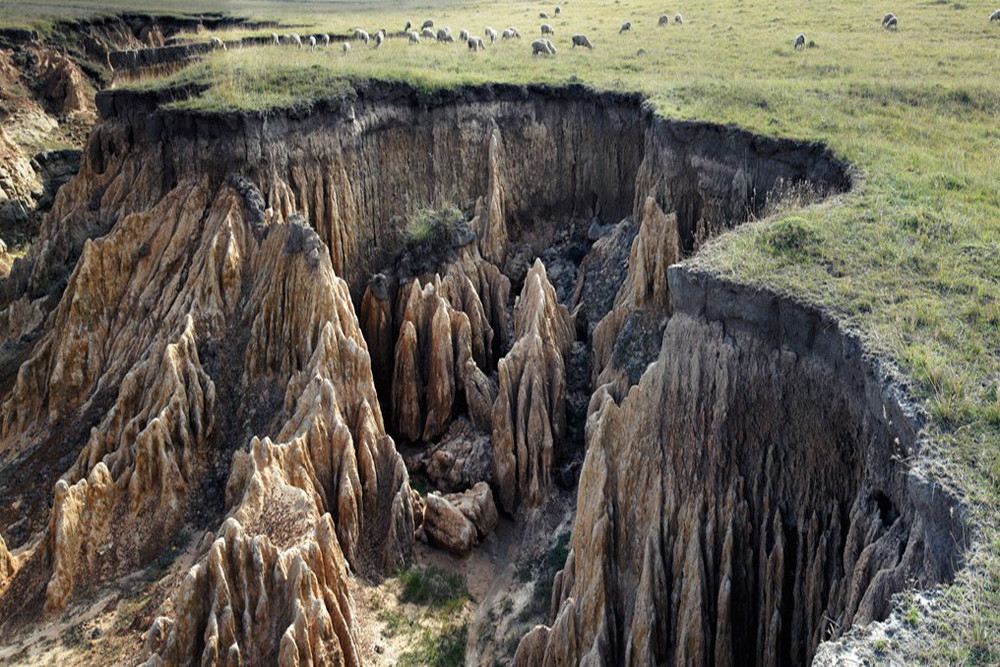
[0,81,964,665]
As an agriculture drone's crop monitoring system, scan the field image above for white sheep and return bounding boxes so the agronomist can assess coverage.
[571,33,593,48]
[509,26,522,38]
[884,15,898,30]
[882,12,896,26]
[674,13,683,24]
[502,28,514,40]
[437,28,455,42]
[321,34,330,46]
[468,36,486,50]
[532,38,556,55]
[409,31,420,43]
[271,32,280,45]
[460,29,470,41]
[658,14,669,26]
[289,33,302,47]
[423,27,436,39]
[794,33,806,49]
[374,32,384,47]
[307,35,317,50]
[485,27,498,43]
[541,23,555,35]
[421,19,434,30]
[342,42,351,54]
[555,6,561,15]
[354,28,370,43]
[210,36,226,50]
[619,21,632,33]
[991,8,1000,21]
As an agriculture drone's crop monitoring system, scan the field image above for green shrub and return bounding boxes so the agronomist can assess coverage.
[398,566,468,612]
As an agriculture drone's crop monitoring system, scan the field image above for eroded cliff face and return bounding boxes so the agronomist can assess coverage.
[4,82,845,312]
[492,260,574,514]
[5,81,962,667]
[0,172,412,663]
[516,268,965,666]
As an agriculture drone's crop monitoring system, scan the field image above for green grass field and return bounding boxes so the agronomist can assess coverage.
[4,0,1000,660]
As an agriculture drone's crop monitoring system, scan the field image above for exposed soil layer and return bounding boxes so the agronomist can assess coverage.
[0,80,964,666]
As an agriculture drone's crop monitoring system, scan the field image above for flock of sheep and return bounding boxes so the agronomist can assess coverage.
[228,5,1000,58]
[248,6,696,58]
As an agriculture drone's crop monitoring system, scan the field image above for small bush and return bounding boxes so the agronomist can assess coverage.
[398,566,468,611]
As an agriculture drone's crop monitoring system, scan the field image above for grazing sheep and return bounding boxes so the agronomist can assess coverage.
[342,42,351,54]
[321,34,331,46]
[289,33,302,47]
[354,28,370,43]
[306,35,316,49]
[437,28,455,42]
[794,33,806,49]
[460,29,470,41]
[991,8,1000,20]
[619,21,632,33]
[502,28,514,40]
[409,31,421,43]
[423,28,436,39]
[674,13,683,24]
[882,12,895,26]
[374,32,384,47]
[555,6,561,15]
[658,14,669,25]
[271,32,280,45]
[532,38,556,55]
[422,19,434,30]
[884,15,898,30]
[509,26,522,38]
[210,36,225,50]
[541,23,555,35]
[486,26,498,43]
[468,36,486,50]
[571,33,593,48]
[540,12,549,19]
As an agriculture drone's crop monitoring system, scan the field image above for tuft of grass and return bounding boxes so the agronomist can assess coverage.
[398,566,468,612]
[398,622,467,667]
[758,216,822,260]
[399,205,464,275]
[406,206,461,247]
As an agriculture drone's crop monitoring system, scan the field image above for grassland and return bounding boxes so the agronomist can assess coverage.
[4,0,1000,660]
